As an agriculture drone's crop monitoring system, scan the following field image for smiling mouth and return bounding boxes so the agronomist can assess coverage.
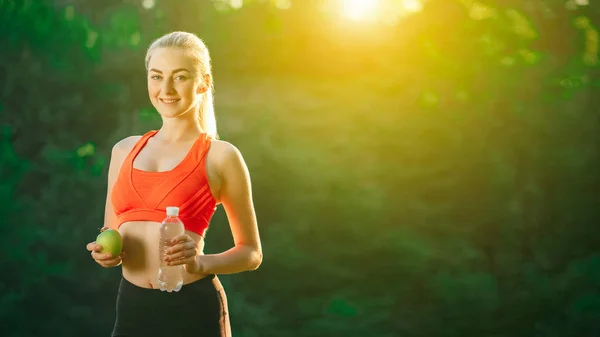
[160,98,180,104]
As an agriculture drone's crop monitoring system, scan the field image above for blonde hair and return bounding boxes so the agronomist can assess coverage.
[145,31,218,139]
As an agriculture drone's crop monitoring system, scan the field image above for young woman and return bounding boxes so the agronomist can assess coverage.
[85,31,262,337]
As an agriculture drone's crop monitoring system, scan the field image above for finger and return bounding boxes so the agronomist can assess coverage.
[88,243,104,252]
[99,257,122,267]
[166,242,184,255]
[170,235,189,245]
[170,246,198,262]
[166,248,194,261]
[97,253,122,264]
[107,253,125,264]
[86,242,103,252]
[168,256,195,266]
[169,241,196,254]
[92,251,114,261]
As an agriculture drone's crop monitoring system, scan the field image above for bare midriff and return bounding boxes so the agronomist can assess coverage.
[119,220,209,289]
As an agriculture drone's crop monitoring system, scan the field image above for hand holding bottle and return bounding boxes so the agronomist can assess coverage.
[164,234,204,274]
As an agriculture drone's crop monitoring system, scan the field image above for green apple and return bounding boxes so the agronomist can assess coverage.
[96,229,123,256]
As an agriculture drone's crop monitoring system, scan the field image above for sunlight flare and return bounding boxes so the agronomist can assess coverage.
[340,0,381,21]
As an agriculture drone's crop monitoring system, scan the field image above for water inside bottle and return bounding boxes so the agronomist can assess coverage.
[157,208,186,292]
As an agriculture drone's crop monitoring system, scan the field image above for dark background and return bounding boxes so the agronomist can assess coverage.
[1,0,599,336]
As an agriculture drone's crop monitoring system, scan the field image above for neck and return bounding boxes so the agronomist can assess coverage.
[156,113,203,143]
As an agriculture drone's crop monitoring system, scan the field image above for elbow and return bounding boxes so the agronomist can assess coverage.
[248,248,263,271]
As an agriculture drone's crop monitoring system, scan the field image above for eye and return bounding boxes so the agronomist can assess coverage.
[175,75,187,81]
[150,75,162,80]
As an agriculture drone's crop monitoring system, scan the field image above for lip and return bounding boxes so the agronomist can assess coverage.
[159,98,181,104]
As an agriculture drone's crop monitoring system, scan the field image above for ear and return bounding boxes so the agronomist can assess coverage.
[196,74,211,95]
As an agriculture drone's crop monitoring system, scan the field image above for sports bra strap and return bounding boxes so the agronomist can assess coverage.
[124,130,159,164]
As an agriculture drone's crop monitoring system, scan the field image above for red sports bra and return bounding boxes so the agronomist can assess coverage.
[110,130,217,237]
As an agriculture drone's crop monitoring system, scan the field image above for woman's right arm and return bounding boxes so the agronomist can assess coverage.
[103,139,128,230]
[86,137,136,267]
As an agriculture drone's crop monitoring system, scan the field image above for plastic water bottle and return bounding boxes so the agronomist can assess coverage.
[157,206,185,292]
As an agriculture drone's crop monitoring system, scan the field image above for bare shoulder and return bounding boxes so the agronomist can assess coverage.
[106,135,141,185]
[208,139,248,176]
[112,135,142,157]
[210,139,241,157]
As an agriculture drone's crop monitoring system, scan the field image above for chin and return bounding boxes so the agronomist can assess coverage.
[155,104,195,119]
[157,109,182,118]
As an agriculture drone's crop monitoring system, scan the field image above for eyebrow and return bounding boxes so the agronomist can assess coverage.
[148,68,191,74]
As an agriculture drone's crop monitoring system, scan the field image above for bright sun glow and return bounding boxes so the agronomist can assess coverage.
[402,0,423,13]
[338,0,423,23]
[340,0,381,21]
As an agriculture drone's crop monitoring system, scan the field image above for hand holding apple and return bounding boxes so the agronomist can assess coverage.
[87,227,125,268]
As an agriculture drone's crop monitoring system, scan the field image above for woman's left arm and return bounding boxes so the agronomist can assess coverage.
[195,143,263,274]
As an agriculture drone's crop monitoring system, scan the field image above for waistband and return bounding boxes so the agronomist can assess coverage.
[118,274,222,306]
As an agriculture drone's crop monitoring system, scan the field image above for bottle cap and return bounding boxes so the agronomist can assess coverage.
[166,206,179,216]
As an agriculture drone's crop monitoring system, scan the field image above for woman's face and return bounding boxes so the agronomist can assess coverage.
[147,47,206,119]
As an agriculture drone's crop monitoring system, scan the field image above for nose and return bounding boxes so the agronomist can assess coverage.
[161,78,176,94]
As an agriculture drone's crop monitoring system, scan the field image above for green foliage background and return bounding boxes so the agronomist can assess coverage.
[1,0,599,336]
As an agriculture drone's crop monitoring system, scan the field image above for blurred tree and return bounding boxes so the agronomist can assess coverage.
[1,0,598,336]
[0,0,158,336]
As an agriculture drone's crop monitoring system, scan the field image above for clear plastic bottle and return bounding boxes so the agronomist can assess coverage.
[157,206,185,292]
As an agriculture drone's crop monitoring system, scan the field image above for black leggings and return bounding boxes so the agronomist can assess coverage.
[111,275,231,337]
